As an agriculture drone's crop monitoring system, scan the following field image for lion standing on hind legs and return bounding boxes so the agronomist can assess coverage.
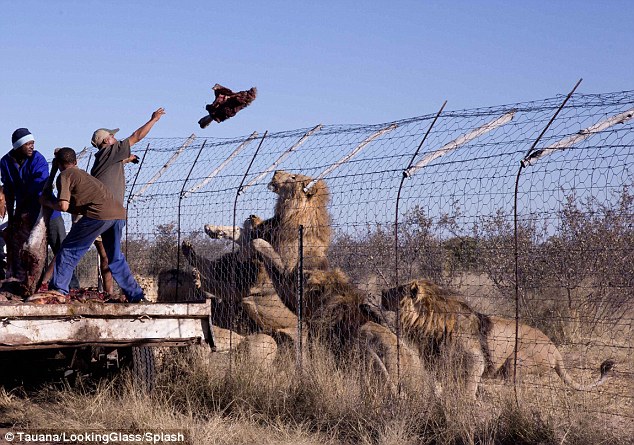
[234,171,370,348]
[206,170,332,272]
[204,170,336,336]
[260,170,331,272]
[381,279,615,400]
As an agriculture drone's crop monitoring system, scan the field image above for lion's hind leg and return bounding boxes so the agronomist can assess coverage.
[359,321,434,396]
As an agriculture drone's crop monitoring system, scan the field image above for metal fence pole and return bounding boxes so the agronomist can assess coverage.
[512,79,582,405]
[176,140,207,299]
[393,101,446,394]
[229,131,268,377]
[296,225,304,373]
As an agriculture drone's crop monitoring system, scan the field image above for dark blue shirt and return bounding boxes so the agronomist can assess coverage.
[0,149,60,220]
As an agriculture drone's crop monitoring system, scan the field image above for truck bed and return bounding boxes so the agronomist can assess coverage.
[0,300,214,350]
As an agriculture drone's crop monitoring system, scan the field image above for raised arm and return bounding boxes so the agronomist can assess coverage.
[128,107,165,147]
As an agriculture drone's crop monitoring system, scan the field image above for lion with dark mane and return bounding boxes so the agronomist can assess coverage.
[381,279,615,399]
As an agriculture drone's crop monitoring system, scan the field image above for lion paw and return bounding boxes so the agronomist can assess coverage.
[204,224,241,241]
[250,238,274,254]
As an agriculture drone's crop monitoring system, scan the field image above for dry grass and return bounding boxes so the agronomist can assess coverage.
[0,338,630,445]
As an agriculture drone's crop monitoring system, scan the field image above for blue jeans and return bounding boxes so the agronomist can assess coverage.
[50,217,143,301]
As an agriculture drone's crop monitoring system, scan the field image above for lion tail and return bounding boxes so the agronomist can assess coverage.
[555,358,615,391]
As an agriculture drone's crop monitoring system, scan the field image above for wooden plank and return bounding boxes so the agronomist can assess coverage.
[0,300,211,319]
[0,338,204,351]
[0,317,209,347]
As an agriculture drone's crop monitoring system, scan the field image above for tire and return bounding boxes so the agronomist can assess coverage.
[130,346,156,393]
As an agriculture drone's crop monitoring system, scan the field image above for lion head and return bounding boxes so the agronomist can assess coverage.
[381,280,475,341]
[269,170,329,205]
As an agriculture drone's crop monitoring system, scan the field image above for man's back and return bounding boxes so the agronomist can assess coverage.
[57,167,126,221]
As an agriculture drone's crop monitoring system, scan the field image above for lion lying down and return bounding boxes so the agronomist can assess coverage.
[381,280,615,399]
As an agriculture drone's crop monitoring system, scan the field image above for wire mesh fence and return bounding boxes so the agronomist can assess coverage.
[76,90,632,421]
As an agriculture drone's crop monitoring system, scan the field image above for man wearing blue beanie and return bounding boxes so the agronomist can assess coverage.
[0,128,79,288]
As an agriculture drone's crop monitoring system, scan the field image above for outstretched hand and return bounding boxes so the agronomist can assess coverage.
[151,107,166,121]
[123,154,140,164]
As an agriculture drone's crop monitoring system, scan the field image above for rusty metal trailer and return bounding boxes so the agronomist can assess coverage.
[0,300,214,389]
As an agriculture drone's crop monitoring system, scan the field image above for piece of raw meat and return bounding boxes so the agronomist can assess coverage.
[198,84,257,128]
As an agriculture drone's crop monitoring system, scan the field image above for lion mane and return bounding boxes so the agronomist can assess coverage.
[239,171,353,347]
[382,279,615,399]
[390,280,477,344]
[254,170,331,271]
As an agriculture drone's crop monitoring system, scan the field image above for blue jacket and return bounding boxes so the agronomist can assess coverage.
[0,150,60,221]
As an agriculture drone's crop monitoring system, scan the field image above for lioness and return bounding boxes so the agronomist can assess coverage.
[381,279,615,399]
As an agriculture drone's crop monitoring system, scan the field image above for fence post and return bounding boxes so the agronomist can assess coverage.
[296,225,304,373]
[393,101,446,394]
[176,140,207,299]
[229,131,267,377]
[512,79,582,405]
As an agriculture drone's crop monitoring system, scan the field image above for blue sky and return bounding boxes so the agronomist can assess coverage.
[1,1,632,160]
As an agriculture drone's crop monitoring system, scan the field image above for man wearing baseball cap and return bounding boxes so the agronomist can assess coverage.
[90,108,165,203]
[88,108,165,294]
[0,128,78,287]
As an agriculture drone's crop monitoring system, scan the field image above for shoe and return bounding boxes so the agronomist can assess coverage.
[126,293,151,303]
[104,295,128,303]
[129,297,151,304]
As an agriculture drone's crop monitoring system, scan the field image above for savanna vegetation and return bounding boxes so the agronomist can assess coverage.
[2,188,632,444]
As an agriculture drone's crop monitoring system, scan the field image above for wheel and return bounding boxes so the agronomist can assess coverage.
[130,346,156,392]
